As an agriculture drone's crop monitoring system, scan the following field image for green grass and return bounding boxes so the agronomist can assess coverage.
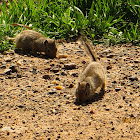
[0,0,140,52]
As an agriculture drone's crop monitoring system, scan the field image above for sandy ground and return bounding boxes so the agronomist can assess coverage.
[0,41,140,140]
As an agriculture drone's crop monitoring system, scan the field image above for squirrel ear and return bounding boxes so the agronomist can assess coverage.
[78,82,80,86]
[86,83,90,88]
[44,40,48,45]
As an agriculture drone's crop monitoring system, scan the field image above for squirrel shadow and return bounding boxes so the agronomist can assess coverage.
[74,91,105,106]
[15,49,54,59]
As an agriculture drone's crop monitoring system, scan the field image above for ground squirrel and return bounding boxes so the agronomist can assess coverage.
[75,36,106,104]
[15,30,57,58]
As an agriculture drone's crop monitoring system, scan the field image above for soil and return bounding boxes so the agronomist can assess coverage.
[0,41,139,140]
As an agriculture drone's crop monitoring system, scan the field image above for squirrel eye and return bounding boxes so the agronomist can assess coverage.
[85,91,88,96]
[47,48,50,52]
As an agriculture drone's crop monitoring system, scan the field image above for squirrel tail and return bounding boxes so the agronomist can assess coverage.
[79,35,97,61]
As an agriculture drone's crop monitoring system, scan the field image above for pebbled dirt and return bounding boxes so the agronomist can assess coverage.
[0,41,140,140]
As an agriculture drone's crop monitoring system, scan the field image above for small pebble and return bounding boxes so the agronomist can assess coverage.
[112,81,117,83]
[17,73,22,78]
[57,54,68,59]
[61,71,67,76]
[51,109,58,114]
[129,114,135,118]
[134,60,139,63]
[20,67,28,70]
[56,77,60,80]
[9,65,18,73]
[17,105,25,108]
[107,54,115,58]
[42,74,51,79]
[69,84,74,88]
[51,81,57,84]
[129,75,138,81]
[44,67,51,71]
[2,126,14,132]
[89,110,95,114]
[111,127,115,130]
[45,60,52,63]
[89,121,92,125]
[79,131,83,134]
[4,57,13,62]
[55,72,60,76]
[123,96,125,100]
[64,63,76,70]
[55,86,63,90]
[71,72,78,77]
[48,90,56,95]
[0,123,3,128]
[0,65,6,69]
[17,60,22,66]
[51,68,60,73]
[4,69,12,75]
[82,60,86,64]
[102,49,112,54]
[107,65,112,70]
[115,88,121,92]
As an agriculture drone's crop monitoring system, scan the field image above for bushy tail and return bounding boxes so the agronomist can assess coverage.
[79,35,97,61]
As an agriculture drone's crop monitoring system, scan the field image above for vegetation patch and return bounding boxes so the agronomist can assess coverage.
[0,0,140,52]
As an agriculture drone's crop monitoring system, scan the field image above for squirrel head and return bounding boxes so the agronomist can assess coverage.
[75,82,90,104]
[44,39,57,58]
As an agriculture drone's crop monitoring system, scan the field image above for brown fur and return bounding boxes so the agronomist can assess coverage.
[75,36,106,104]
[15,30,57,58]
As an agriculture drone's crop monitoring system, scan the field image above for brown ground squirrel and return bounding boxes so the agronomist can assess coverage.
[15,30,57,58]
[75,36,106,104]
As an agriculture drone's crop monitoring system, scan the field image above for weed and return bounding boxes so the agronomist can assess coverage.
[0,0,139,52]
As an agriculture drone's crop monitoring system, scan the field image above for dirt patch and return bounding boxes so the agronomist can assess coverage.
[0,41,139,140]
